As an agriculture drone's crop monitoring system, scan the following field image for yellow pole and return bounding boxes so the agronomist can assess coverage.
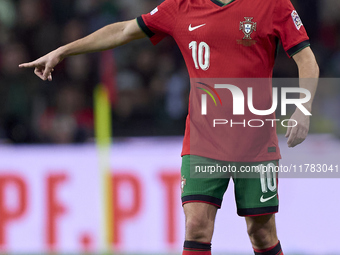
[94,84,114,253]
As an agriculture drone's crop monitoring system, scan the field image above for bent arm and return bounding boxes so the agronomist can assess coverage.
[19,19,146,80]
[285,47,319,147]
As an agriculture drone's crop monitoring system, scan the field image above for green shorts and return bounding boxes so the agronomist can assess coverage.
[181,155,279,216]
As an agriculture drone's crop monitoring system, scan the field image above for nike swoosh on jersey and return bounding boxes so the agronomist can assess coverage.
[188,24,206,31]
[260,193,277,203]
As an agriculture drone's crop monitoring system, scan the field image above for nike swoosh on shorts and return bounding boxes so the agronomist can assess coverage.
[260,193,277,203]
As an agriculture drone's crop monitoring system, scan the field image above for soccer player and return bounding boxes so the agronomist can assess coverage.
[19,0,319,254]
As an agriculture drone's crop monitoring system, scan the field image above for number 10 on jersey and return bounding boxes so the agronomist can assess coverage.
[189,41,210,70]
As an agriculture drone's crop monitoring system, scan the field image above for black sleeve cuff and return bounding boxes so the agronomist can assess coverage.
[287,40,310,57]
[136,16,155,38]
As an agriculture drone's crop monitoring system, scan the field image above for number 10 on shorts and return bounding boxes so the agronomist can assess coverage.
[259,163,277,193]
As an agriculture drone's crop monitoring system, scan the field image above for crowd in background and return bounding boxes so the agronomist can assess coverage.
[0,0,339,143]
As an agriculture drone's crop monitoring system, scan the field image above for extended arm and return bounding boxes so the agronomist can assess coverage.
[19,19,146,81]
[285,46,319,147]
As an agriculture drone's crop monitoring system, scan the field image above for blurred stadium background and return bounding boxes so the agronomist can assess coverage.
[0,0,339,254]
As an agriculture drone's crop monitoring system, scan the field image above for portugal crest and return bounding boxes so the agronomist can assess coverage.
[239,17,257,40]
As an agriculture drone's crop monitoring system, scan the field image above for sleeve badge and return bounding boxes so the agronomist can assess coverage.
[291,10,303,30]
[150,7,158,15]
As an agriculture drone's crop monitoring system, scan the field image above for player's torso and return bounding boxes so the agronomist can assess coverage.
[172,0,278,78]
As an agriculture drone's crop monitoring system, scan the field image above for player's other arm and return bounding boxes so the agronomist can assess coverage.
[19,19,146,81]
[285,46,319,147]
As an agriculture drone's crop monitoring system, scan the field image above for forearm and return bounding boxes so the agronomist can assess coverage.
[58,20,142,58]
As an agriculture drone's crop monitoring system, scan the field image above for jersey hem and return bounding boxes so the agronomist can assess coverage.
[181,152,281,162]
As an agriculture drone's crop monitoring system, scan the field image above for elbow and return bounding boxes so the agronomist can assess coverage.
[308,50,319,77]
[314,61,320,77]
[308,58,319,78]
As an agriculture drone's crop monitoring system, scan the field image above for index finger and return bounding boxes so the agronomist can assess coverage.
[19,61,39,68]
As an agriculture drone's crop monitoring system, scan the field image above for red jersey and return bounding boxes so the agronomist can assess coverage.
[137,0,310,161]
